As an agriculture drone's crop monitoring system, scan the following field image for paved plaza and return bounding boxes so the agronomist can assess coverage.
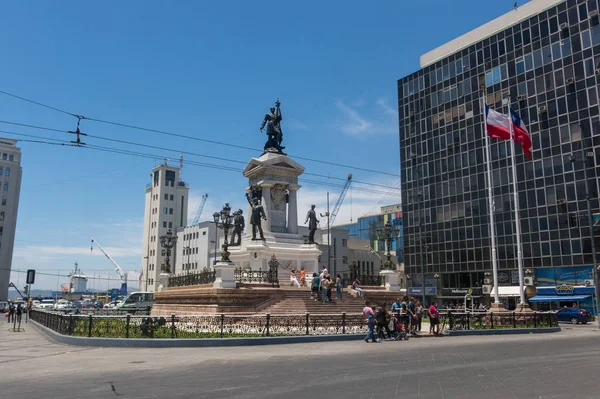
[0,320,599,398]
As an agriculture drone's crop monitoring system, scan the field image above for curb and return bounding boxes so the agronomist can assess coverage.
[30,321,366,348]
[444,327,561,336]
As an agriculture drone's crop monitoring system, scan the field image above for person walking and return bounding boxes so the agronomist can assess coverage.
[290,269,300,288]
[363,301,377,343]
[376,306,392,341]
[408,297,418,335]
[16,304,22,324]
[311,273,321,301]
[429,300,440,336]
[321,275,331,303]
[415,300,423,332]
[8,302,15,323]
[300,267,306,287]
[335,274,343,299]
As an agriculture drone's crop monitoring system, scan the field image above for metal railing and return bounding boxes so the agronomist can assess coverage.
[169,270,216,287]
[439,311,559,330]
[234,267,279,287]
[350,274,383,287]
[31,310,366,339]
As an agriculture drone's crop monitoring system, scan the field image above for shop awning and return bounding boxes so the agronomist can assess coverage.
[528,295,591,303]
[491,286,523,297]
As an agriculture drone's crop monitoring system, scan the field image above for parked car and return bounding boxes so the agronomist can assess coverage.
[557,307,590,324]
[119,292,154,313]
[0,301,8,312]
[32,300,41,308]
[55,301,73,312]
[38,299,55,309]
[103,301,121,311]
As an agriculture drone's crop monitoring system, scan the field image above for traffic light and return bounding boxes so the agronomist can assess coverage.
[26,269,35,284]
[23,285,28,295]
[569,213,578,227]
[69,281,74,291]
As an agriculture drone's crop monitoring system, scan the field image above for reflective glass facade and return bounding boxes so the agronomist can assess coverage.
[398,0,600,291]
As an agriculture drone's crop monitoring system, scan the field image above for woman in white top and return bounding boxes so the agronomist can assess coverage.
[290,269,300,288]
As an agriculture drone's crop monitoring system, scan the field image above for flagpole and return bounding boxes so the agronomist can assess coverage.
[508,98,526,306]
[483,93,501,305]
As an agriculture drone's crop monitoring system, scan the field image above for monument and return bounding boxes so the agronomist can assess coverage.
[229,100,321,279]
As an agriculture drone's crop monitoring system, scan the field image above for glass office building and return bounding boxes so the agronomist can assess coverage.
[398,0,600,305]
[336,204,404,264]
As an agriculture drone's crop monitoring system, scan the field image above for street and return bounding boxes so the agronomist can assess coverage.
[1,322,599,398]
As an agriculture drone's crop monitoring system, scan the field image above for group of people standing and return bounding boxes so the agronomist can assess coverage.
[308,267,343,303]
[362,297,442,342]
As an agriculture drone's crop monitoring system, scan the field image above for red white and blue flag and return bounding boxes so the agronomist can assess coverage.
[510,108,532,159]
[485,104,532,159]
[485,104,511,140]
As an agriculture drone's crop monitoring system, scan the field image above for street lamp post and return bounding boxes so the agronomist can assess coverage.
[570,149,600,329]
[159,229,178,274]
[376,221,400,271]
[213,203,234,262]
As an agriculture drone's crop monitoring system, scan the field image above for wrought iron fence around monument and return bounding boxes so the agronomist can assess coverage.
[349,273,383,287]
[31,310,367,339]
[234,267,279,287]
[169,270,216,287]
[438,311,559,330]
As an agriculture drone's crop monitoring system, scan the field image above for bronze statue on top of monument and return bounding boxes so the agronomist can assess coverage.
[260,99,286,154]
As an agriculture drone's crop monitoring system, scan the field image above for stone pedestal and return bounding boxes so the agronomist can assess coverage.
[488,302,505,311]
[230,151,322,277]
[156,272,172,293]
[516,302,533,312]
[379,269,401,292]
[213,261,237,288]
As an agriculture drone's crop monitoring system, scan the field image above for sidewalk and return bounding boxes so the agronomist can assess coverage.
[0,316,73,365]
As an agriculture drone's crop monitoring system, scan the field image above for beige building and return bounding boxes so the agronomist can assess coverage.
[140,163,189,291]
[0,139,22,300]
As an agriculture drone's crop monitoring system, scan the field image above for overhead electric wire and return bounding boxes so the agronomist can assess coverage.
[0,128,402,197]
[0,90,400,178]
[0,119,401,192]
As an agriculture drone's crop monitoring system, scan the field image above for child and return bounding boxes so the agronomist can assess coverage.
[364,313,377,343]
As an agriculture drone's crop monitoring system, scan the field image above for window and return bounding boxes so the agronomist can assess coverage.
[8,154,13,161]
[169,222,173,228]
[163,207,168,214]
[164,194,168,200]
[516,57,525,75]
[582,29,592,49]
[163,221,167,228]
[169,208,173,214]
[3,183,8,191]
[584,58,595,77]
[342,239,347,247]
[170,194,174,201]
[2,154,6,160]
[2,197,6,206]
[342,256,348,265]
[0,212,4,221]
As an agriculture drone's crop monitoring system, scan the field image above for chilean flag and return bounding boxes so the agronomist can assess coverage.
[485,104,511,140]
[510,108,532,159]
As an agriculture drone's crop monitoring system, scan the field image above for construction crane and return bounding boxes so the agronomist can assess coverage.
[329,174,353,226]
[191,193,209,225]
[90,238,128,295]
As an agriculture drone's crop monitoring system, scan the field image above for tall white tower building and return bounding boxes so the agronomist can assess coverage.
[140,162,189,291]
[0,139,22,300]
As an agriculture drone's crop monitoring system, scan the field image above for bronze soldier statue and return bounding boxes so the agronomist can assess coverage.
[246,193,267,240]
[305,204,319,243]
[230,209,245,246]
[260,99,285,153]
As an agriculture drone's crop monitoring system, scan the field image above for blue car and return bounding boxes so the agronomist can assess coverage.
[557,307,590,324]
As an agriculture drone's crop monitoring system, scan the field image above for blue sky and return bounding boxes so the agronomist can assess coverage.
[1,0,525,290]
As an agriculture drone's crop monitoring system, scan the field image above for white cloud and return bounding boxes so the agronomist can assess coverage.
[335,97,398,139]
